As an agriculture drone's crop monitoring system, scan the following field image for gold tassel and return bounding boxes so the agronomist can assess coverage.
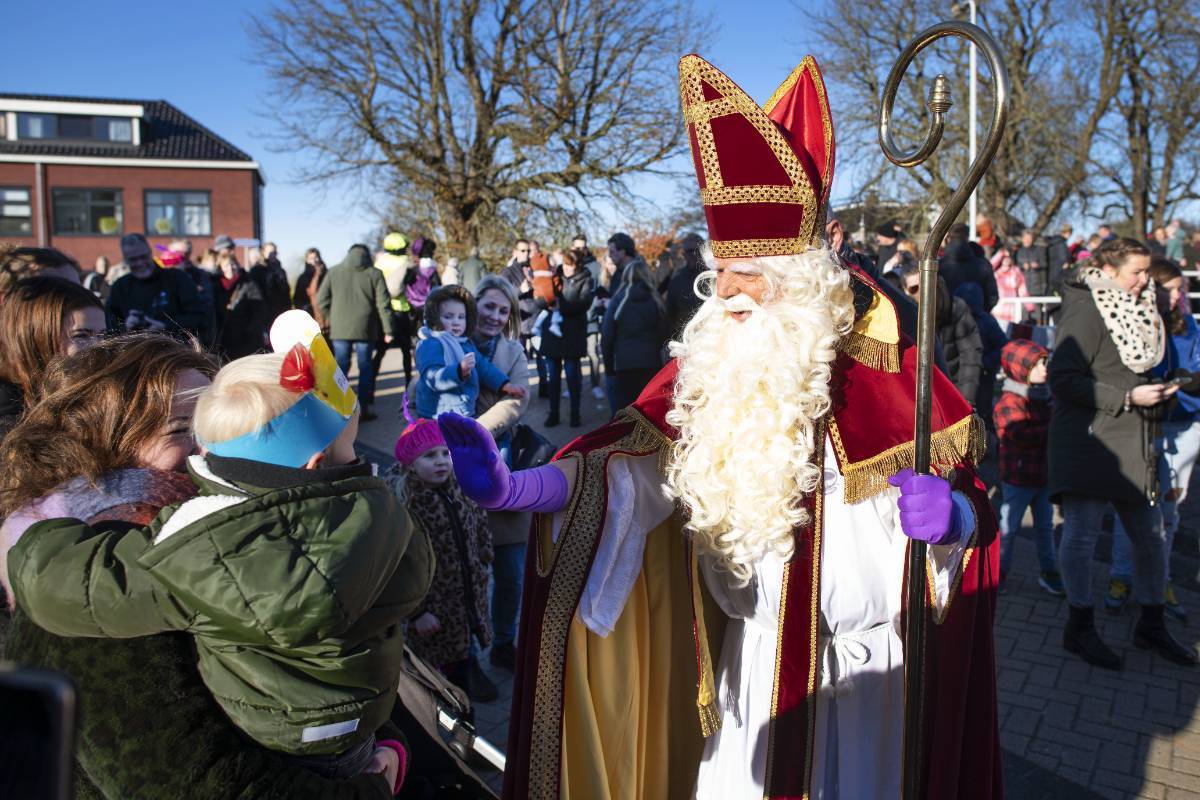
[839,331,901,373]
[698,700,722,738]
[840,414,985,504]
[690,543,722,737]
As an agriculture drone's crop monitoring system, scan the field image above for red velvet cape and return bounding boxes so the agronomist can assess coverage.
[502,335,1002,800]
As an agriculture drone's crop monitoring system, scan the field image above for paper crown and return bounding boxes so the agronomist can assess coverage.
[201,310,358,467]
[679,54,835,259]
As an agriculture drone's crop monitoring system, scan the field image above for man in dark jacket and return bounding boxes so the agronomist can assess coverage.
[1016,229,1049,298]
[317,244,397,420]
[168,238,217,347]
[939,223,999,311]
[873,221,902,272]
[500,239,537,336]
[252,241,293,324]
[1044,224,1072,295]
[600,232,666,415]
[665,233,706,340]
[106,233,207,336]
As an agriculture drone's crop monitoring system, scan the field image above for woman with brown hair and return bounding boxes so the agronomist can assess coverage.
[0,243,81,299]
[0,276,105,439]
[1050,238,1196,670]
[0,334,399,799]
[1108,257,1200,622]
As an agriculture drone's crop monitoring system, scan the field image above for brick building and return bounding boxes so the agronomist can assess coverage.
[0,93,262,267]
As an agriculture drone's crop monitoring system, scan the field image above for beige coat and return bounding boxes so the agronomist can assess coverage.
[405,335,532,545]
[475,336,533,546]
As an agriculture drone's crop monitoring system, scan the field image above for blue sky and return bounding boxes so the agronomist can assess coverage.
[10,0,841,265]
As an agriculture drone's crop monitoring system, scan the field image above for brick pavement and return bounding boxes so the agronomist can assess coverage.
[358,346,1200,799]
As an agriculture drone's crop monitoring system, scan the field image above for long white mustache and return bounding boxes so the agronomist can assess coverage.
[718,294,762,314]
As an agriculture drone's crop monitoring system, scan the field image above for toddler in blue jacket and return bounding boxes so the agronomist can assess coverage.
[414,285,525,418]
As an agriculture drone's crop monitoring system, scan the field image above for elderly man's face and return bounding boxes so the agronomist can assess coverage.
[122,240,156,279]
[714,257,768,322]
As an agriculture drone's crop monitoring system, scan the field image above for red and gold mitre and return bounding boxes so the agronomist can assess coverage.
[680,54,835,259]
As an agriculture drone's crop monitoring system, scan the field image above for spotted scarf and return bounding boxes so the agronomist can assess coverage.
[1082,266,1165,373]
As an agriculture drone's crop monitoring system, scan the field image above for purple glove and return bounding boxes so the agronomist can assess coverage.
[887,468,962,546]
[437,413,569,512]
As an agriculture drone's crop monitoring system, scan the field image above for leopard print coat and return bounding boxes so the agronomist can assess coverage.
[384,464,494,667]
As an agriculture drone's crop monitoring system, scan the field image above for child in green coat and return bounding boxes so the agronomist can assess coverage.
[7,312,434,791]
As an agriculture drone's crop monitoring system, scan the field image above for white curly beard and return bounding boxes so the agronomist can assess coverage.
[664,249,855,585]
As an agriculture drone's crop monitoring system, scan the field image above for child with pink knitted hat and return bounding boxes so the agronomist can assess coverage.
[383,401,498,702]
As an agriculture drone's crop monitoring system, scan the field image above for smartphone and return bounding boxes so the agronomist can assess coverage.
[0,665,76,800]
[1163,376,1192,388]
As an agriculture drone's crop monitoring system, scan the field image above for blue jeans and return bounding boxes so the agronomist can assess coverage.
[491,542,527,647]
[333,339,377,406]
[1061,494,1165,607]
[999,483,1057,577]
[1111,419,1200,583]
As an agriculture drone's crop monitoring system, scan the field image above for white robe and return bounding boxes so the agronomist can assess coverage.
[552,435,972,799]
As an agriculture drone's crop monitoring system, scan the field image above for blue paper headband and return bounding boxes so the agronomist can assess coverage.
[201,393,350,468]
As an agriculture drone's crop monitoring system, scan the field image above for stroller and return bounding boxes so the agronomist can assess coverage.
[393,646,504,799]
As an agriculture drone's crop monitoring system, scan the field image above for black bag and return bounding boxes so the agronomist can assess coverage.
[511,422,556,470]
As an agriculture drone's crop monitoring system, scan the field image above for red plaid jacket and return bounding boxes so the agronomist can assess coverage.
[995,339,1051,486]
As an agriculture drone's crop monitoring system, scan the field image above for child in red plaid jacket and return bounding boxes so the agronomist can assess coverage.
[995,338,1063,595]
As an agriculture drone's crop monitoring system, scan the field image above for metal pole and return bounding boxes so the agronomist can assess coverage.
[878,21,1008,800]
[968,0,978,241]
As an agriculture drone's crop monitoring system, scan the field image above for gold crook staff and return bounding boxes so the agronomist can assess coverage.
[877,20,1009,800]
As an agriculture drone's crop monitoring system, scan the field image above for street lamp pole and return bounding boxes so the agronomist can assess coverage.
[968,0,977,241]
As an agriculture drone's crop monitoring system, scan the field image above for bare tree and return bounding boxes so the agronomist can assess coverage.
[251,0,706,255]
[1093,0,1200,233]
[811,0,1123,238]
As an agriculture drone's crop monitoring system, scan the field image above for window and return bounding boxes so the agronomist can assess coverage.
[0,187,32,236]
[52,188,122,235]
[145,190,211,236]
[15,113,134,143]
[17,113,55,139]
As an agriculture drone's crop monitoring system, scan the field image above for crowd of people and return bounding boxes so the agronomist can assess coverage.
[856,215,1200,670]
[0,203,1197,797]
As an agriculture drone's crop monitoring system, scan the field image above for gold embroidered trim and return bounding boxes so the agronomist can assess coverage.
[525,416,670,799]
[928,513,979,625]
[701,184,809,206]
[761,55,835,225]
[683,95,738,124]
[535,452,583,579]
[838,330,901,373]
[764,415,825,799]
[828,414,987,505]
[711,236,814,260]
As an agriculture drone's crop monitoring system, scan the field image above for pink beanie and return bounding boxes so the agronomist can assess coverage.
[393,396,447,465]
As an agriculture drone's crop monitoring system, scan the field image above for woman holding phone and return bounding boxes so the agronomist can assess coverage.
[1049,238,1196,670]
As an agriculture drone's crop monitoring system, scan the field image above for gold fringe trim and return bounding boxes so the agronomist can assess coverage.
[835,414,987,505]
[616,406,673,472]
[698,700,722,738]
[839,330,901,373]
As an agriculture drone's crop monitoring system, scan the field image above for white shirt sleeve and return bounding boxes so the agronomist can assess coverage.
[550,452,674,637]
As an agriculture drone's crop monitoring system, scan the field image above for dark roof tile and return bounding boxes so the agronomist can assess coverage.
[0,92,255,164]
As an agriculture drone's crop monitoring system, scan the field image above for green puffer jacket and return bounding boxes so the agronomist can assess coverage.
[8,455,435,757]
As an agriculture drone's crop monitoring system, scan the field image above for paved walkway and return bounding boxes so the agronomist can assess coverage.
[357,346,1200,799]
